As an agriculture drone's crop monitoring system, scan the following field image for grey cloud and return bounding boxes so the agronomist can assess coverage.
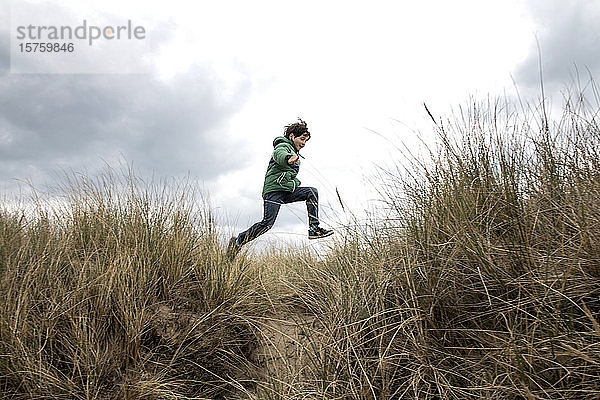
[0,68,252,192]
[515,1,600,93]
[0,39,254,193]
[0,1,253,194]
[0,0,8,73]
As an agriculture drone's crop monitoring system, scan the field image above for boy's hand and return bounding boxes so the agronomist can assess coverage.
[288,155,299,164]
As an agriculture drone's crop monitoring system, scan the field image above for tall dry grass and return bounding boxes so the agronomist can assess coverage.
[0,170,265,399]
[3,87,600,400]
[257,89,600,399]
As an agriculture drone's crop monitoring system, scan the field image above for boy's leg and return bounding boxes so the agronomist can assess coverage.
[236,192,284,245]
[283,186,333,239]
[282,187,319,227]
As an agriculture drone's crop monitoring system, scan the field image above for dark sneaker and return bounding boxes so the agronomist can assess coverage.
[308,226,334,240]
[226,236,242,260]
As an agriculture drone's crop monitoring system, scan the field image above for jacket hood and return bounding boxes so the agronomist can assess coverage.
[273,136,304,157]
[273,136,292,147]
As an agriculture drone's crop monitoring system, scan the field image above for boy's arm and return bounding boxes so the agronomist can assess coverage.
[272,143,295,166]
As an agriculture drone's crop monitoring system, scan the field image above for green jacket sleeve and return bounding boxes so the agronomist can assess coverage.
[272,143,294,166]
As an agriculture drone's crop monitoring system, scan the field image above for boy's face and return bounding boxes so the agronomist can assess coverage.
[292,133,310,151]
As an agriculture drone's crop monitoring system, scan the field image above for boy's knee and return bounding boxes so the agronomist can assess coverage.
[309,187,318,199]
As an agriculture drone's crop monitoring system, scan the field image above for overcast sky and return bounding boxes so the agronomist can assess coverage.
[2,0,599,248]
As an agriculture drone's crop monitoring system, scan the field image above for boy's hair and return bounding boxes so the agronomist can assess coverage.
[284,118,310,139]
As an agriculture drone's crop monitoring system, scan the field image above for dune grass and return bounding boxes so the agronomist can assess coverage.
[252,90,600,399]
[0,171,267,399]
[2,87,600,399]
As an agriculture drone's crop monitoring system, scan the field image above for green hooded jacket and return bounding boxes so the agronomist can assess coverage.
[262,136,302,196]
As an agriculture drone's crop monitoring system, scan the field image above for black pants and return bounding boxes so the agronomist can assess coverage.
[236,187,319,244]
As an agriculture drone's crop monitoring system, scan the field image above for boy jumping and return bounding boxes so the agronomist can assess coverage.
[227,119,333,258]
